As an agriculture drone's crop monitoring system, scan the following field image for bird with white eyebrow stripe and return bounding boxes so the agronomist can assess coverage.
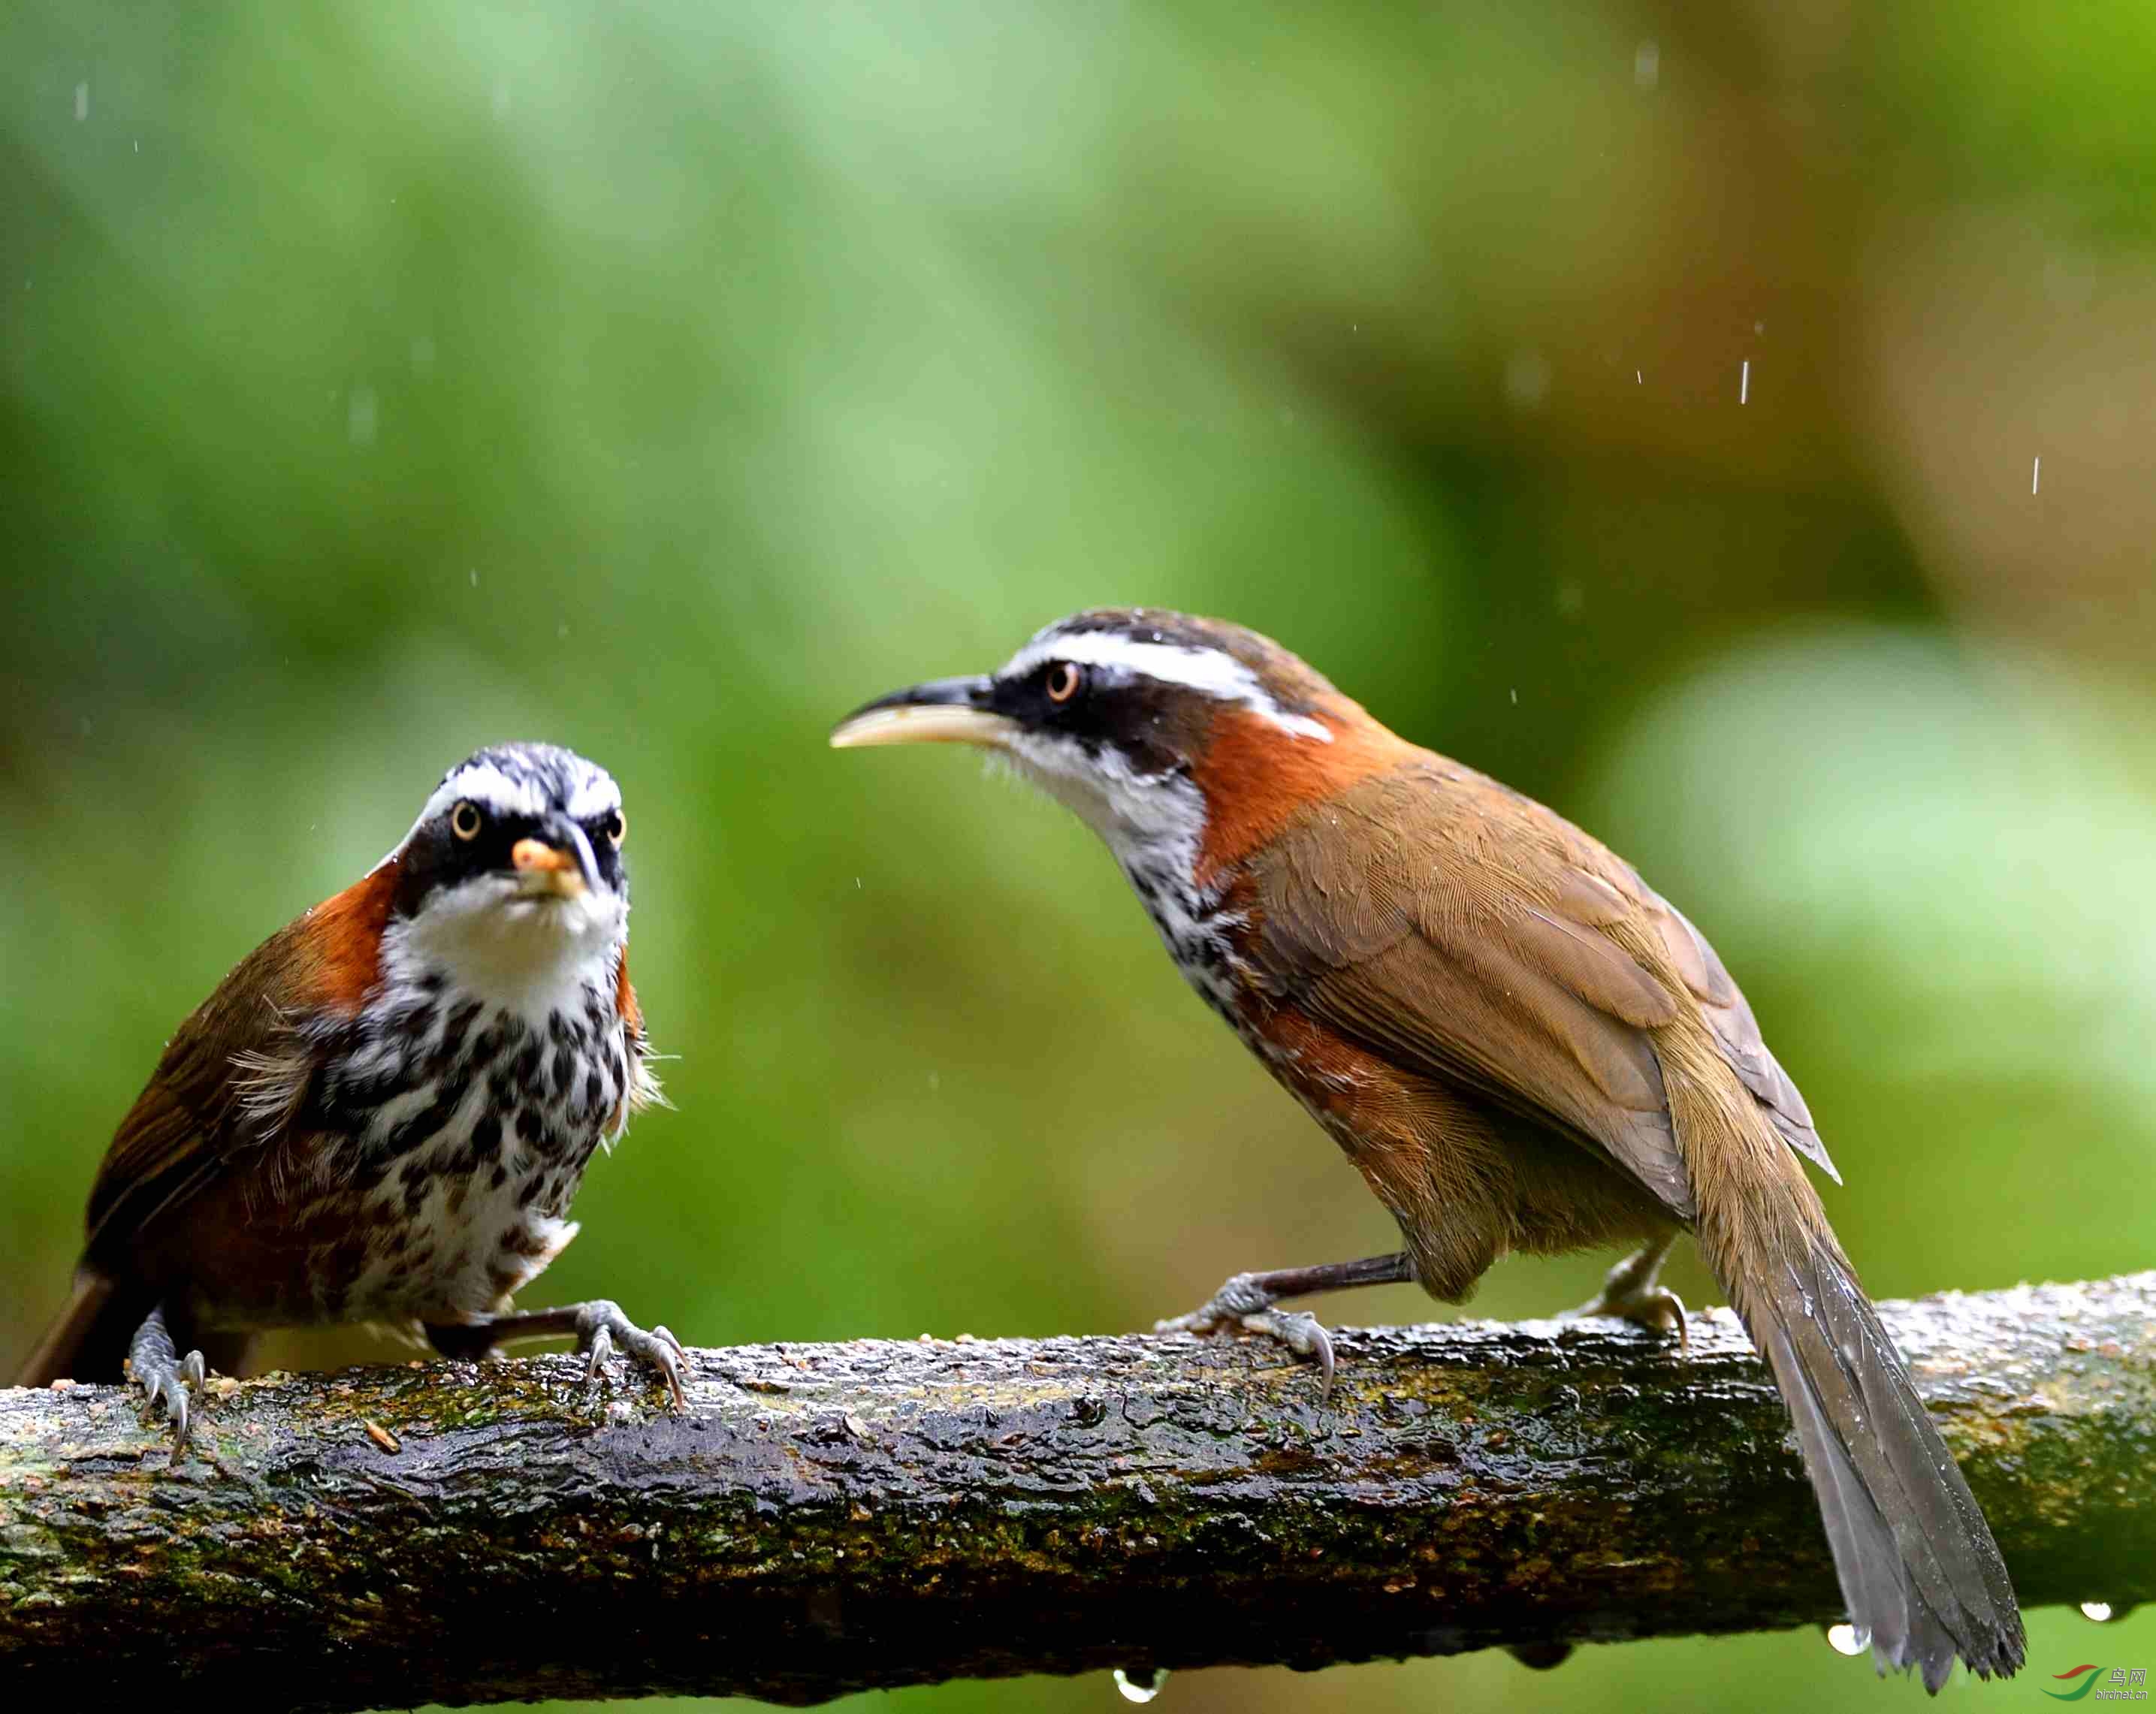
[835,608,2023,1693]
[17,742,683,1447]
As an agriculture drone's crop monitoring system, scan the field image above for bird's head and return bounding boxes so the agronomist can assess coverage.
[379,742,631,1000]
[832,609,1412,883]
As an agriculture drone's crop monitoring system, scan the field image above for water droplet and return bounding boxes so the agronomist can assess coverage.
[1739,360,1750,405]
[1114,1667,1168,1703]
[1827,1622,1869,1656]
[2081,1600,2115,1622]
[74,82,89,122]
[2032,455,2041,495]
[1505,348,1551,410]
[346,384,379,448]
[1633,41,1659,90]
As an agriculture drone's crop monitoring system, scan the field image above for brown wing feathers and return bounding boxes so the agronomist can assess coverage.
[85,865,393,1263]
[1250,765,1701,1221]
[1242,750,2020,1684]
[17,866,394,1385]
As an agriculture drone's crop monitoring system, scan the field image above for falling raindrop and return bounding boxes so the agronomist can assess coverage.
[1633,41,1659,91]
[1826,1622,1870,1656]
[1739,360,1750,405]
[1113,1667,1168,1703]
[1505,348,1552,410]
[74,82,89,122]
[1506,1641,1575,1670]
[2081,1601,2115,1622]
[347,385,379,448]
[2032,456,2041,495]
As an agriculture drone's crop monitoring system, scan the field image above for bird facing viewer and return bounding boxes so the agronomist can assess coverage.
[17,742,683,1444]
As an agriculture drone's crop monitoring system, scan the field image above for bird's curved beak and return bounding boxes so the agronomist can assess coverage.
[512,813,601,898]
[829,675,1014,750]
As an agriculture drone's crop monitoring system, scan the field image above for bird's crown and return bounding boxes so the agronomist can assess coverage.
[412,742,621,834]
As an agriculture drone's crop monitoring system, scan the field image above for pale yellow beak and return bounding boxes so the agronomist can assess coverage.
[829,675,1014,750]
[512,837,589,898]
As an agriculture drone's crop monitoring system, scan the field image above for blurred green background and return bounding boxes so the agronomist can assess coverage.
[7,2,2154,1709]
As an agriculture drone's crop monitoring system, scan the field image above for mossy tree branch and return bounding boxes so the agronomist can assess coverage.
[3,1275,2151,1708]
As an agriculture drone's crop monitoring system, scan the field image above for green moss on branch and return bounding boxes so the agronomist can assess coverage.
[2,1275,2151,1708]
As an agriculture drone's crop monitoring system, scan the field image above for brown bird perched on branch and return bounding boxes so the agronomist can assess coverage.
[16,743,684,1446]
[832,609,2022,1691]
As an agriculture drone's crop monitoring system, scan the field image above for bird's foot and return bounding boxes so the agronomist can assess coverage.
[1155,1272,1337,1399]
[574,1299,687,1408]
[1569,1249,1687,1347]
[126,1305,208,1451]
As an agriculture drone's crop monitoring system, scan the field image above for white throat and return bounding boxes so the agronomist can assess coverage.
[994,736,1245,1009]
[998,732,1208,870]
[385,879,627,1023]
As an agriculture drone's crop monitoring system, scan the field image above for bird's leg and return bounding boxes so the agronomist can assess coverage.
[126,1302,207,1451]
[1155,1252,1416,1398]
[1569,1234,1687,1344]
[425,1299,686,1408]
[421,1320,503,1361]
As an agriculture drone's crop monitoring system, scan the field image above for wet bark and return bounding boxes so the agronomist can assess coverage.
[2,1275,2150,1709]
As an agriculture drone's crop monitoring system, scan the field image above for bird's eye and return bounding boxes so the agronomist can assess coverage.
[602,810,626,849]
[1044,661,1085,705]
[450,801,484,841]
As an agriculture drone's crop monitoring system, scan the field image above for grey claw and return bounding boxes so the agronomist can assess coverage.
[1311,1324,1338,1401]
[152,1376,192,1451]
[573,1299,687,1409]
[128,1307,206,1454]
[1243,1310,1337,1401]
[1572,1284,1689,1344]
[1158,1281,1339,1402]
[584,1323,617,1382]
[144,1353,204,1452]
[643,1334,687,1409]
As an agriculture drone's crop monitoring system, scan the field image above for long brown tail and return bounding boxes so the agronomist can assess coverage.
[1729,1233,2024,1690]
[14,1269,132,1386]
[17,1274,256,1388]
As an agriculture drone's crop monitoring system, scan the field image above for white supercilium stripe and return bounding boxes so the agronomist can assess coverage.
[417,762,551,827]
[1000,632,1333,743]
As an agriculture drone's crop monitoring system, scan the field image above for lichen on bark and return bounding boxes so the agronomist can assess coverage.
[2,1275,2151,1709]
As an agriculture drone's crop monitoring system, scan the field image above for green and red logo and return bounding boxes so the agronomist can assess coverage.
[2046,1664,2149,1702]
